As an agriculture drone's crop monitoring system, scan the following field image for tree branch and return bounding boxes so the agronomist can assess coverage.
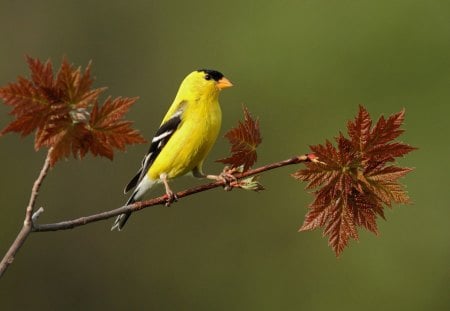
[0,149,52,277]
[33,154,313,232]
[0,154,312,278]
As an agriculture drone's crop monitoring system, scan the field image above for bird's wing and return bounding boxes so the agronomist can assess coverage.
[124,102,186,193]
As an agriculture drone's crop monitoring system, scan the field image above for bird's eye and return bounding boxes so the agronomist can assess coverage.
[204,74,211,81]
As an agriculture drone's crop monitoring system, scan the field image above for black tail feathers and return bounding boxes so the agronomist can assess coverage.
[111,194,136,231]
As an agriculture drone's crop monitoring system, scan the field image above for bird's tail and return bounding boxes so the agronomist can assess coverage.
[111,177,156,231]
[111,195,136,231]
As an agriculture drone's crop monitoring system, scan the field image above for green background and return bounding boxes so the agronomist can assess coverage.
[1,1,449,310]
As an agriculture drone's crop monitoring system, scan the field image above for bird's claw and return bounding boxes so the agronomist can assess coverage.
[164,191,178,207]
[219,169,238,191]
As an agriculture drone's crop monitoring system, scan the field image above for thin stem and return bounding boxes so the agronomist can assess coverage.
[0,149,52,278]
[25,150,52,225]
[33,155,311,232]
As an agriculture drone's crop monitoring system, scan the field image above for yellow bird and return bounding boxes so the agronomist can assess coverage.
[111,69,233,231]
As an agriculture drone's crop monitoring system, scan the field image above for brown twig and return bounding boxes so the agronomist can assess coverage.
[0,154,311,277]
[33,155,312,232]
[0,149,52,277]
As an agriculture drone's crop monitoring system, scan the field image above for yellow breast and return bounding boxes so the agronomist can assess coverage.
[147,98,222,180]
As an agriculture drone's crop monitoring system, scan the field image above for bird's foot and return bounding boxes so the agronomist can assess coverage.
[164,191,178,207]
[208,167,238,191]
[220,172,238,191]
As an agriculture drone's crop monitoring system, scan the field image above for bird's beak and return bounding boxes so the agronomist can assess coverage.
[216,77,233,90]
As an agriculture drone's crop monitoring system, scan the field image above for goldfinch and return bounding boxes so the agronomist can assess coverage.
[111,69,233,231]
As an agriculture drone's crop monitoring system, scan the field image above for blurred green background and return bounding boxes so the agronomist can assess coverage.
[1,0,449,310]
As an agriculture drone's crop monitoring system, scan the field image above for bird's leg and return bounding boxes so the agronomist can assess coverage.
[193,166,237,191]
[160,173,178,206]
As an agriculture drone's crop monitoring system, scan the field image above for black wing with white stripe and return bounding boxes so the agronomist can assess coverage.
[124,110,183,193]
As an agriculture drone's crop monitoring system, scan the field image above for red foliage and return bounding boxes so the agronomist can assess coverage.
[292,106,416,256]
[217,106,262,171]
[0,56,145,166]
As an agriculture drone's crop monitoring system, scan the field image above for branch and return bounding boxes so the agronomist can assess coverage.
[0,149,52,277]
[0,154,312,278]
[33,155,313,232]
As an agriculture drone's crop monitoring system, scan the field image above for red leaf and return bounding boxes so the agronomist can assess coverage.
[299,200,331,231]
[366,165,413,181]
[293,105,415,256]
[217,105,262,171]
[324,201,358,256]
[364,142,416,164]
[347,105,372,150]
[47,123,91,166]
[368,109,405,147]
[26,56,54,89]
[0,75,53,137]
[88,97,146,160]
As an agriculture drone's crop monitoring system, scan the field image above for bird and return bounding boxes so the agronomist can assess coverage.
[111,69,233,231]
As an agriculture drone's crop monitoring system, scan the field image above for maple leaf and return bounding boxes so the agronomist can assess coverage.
[88,97,146,160]
[217,106,262,171]
[292,105,416,256]
[0,56,145,166]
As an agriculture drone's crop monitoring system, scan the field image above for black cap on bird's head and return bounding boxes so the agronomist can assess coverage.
[197,69,233,90]
[197,69,224,81]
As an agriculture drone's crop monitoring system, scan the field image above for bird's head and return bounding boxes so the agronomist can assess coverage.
[179,69,233,100]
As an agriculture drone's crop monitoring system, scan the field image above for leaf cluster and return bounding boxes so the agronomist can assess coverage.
[293,106,416,256]
[292,106,416,256]
[0,56,145,166]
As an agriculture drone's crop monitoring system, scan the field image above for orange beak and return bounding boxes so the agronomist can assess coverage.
[216,77,233,90]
